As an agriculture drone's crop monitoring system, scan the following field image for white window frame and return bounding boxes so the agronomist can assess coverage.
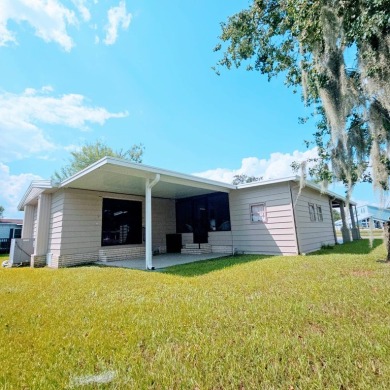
[308,203,316,221]
[250,203,267,223]
[316,205,323,222]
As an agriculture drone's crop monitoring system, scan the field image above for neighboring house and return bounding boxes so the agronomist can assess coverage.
[0,218,23,253]
[15,157,356,269]
[0,219,23,239]
[335,204,390,230]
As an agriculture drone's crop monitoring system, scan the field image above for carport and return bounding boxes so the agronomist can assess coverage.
[56,157,235,269]
[97,252,228,270]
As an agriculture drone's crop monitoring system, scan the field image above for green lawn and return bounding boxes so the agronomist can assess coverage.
[336,229,384,238]
[0,253,9,260]
[1,240,390,388]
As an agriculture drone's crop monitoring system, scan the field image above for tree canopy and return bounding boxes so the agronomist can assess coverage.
[0,205,4,219]
[54,140,144,182]
[232,174,263,185]
[215,0,390,197]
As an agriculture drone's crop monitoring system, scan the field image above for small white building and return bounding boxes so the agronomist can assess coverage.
[15,157,358,268]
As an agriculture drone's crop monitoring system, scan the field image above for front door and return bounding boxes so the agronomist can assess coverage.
[193,198,208,244]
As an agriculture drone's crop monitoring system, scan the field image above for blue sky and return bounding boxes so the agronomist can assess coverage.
[0,0,380,218]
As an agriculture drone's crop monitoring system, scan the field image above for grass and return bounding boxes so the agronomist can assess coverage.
[0,253,9,261]
[1,240,390,389]
[336,229,384,238]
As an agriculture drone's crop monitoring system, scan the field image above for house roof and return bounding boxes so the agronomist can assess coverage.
[236,176,355,205]
[358,208,390,222]
[0,218,23,225]
[19,158,235,210]
[18,157,353,210]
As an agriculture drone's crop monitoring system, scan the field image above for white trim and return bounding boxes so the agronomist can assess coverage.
[237,176,355,205]
[60,157,236,191]
[145,174,160,270]
[17,180,54,211]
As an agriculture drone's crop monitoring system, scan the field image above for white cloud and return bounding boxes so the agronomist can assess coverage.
[104,1,131,45]
[0,163,42,218]
[0,0,77,51]
[0,86,128,160]
[193,148,319,184]
[72,0,91,22]
[0,0,132,50]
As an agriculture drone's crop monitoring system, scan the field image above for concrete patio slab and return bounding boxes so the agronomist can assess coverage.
[96,253,229,270]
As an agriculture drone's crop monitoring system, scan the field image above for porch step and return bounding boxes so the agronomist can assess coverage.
[181,248,211,255]
[185,243,201,249]
[181,243,212,255]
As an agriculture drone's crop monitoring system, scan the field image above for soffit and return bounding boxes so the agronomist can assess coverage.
[60,163,230,199]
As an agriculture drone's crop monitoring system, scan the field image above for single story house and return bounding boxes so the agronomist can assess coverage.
[335,204,390,230]
[15,157,358,269]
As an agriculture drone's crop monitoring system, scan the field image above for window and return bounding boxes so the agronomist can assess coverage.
[316,205,323,222]
[176,193,231,234]
[308,203,316,221]
[250,203,266,223]
[101,198,142,246]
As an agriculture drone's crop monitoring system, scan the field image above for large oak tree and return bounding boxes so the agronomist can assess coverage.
[215,0,390,197]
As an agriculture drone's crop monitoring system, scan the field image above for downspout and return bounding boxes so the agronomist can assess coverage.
[289,182,301,255]
[145,174,160,270]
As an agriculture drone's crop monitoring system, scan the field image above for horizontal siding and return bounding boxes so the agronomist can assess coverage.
[59,188,176,258]
[208,231,233,246]
[291,184,336,253]
[230,182,298,255]
[152,198,176,251]
[48,191,65,255]
[33,206,38,241]
[60,189,142,256]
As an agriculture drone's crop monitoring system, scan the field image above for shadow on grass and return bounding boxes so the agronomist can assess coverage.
[312,239,383,256]
[161,254,271,277]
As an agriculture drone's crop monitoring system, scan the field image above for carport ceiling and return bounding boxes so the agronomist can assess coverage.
[60,158,233,199]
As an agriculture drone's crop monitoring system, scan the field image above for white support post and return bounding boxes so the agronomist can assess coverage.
[340,202,351,243]
[354,205,361,239]
[31,193,52,267]
[145,180,152,270]
[349,204,359,240]
[145,174,160,270]
[22,205,35,239]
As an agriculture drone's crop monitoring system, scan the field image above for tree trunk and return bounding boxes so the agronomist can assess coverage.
[384,222,390,262]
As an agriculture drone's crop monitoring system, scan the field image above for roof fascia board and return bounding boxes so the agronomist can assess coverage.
[60,156,235,191]
[18,180,53,211]
[237,175,355,205]
[236,176,299,189]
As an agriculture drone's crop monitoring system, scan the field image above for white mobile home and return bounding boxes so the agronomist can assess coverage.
[16,157,358,268]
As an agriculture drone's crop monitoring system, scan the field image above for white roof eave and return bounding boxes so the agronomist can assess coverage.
[17,180,54,211]
[236,175,355,205]
[59,156,236,192]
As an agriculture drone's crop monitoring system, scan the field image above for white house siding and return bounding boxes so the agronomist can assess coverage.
[229,182,298,255]
[152,197,176,252]
[208,231,233,254]
[47,190,65,260]
[51,188,176,267]
[33,206,38,241]
[291,184,335,253]
[179,231,232,253]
